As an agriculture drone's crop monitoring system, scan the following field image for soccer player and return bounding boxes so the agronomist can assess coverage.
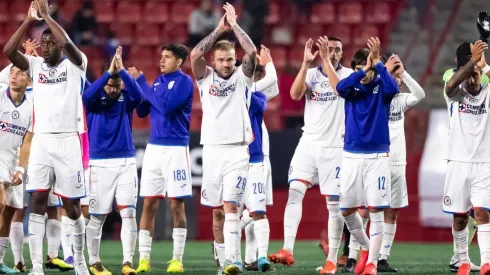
[132,43,193,274]
[336,37,399,275]
[268,36,353,274]
[443,39,490,275]
[83,46,142,275]
[190,2,257,274]
[3,0,90,274]
[376,53,426,272]
[0,65,33,274]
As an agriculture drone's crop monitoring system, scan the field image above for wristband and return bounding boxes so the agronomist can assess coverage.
[15,167,24,174]
[483,64,490,74]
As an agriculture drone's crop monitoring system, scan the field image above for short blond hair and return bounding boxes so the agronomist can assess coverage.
[214,40,236,51]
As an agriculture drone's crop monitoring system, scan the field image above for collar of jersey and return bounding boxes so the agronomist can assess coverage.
[6,88,27,107]
[43,55,67,68]
[160,69,182,81]
[213,67,235,80]
[317,64,342,78]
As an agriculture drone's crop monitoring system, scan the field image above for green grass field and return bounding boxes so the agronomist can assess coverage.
[4,241,481,274]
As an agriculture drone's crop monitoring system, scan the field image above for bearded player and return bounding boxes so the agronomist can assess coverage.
[191,2,257,274]
[4,0,90,274]
[268,36,353,275]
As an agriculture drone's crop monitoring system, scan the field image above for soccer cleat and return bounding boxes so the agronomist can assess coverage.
[450,256,480,273]
[258,257,272,272]
[481,263,490,275]
[13,262,26,273]
[89,262,111,275]
[244,261,258,271]
[44,256,74,271]
[268,249,295,266]
[236,262,243,273]
[457,263,471,275]
[354,250,368,275]
[319,239,329,258]
[342,258,357,273]
[64,256,74,266]
[0,264,20,274]
[338,255,348,267]
[27,266,43,275]
[212,243,220,267]
[74,263,90,275]
[362,263,377,275]
[122,262,136,275]
[320,260,337,274]
[223,262,240,275]
[166,259,184,273]
[376,259,397,272]
[135,259,151,273]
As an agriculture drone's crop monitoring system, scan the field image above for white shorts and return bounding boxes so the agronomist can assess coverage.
[47,189,62,207]
[288,139,342,197]
[200,144,249,207]
[89,159,138,215]
[26,134,86,199]
[443,161,490,214]
[340,152,391,209]
[0,166,25,210]
[139,144,192,199]
[244,162,267,214]
[390,165,408,208]
[264,156,273,206]
[80,169,90,206]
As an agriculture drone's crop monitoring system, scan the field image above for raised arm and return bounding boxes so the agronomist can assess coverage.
[114,47,143,109]
[397,59,425,108]
[290,39,318,101]
[375,61,399,98]
[223,3,257,78]
[250,91,267,114]
[446,40,488,98]
[255,46,278,96]
[82,72,110,107]
[36,0,83,67]
[11,131,33,186]
[316,36,340,94]
[136,100,151,118]
[190,16,229,80]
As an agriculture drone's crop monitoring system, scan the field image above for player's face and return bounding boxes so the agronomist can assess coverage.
[160,50,181,74]
[463,67,482,95]
[40,34,62,65]
[355,65,375,84]
[9,67,30,91]
[327,40,342,67]
[104,78,123,99]
[213,49,236,78]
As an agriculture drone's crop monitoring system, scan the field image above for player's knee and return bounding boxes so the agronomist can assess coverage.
[287,181,307,205]
[384,208,399,223]
[223,202,238,213]
[81,205,89,219]
[120,207,136,219]
[473,208,490,224]
[169,198,185,213]
[142,197,159,215]
[88,214,106,229]
[327,202,341,216]
[453,213,469,230]
[213,208,225,222]
[341,208,357,217]
[252,212,266,220]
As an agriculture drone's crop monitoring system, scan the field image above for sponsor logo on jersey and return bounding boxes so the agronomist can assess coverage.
[0,120,27,136]
[458,102,487,115]
[38,71,67,84]
[390,111,403,121]
[209,83,236,97]
[309,91,337,102]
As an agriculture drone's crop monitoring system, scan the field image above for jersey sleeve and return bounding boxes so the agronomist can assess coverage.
[304,69,315,91]
[68,52,88,75]
[25,55,44,78]
[27,102,33,133]
[196,66,213,87]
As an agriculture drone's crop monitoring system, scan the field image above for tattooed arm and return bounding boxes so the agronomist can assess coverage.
[190,16,229,80]
[223,3,257,78]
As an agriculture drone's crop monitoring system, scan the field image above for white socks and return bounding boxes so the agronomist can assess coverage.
[368,212,384,265]
[28,213,45,269]
[86,215,105,265]
[344,212,369,251]
[214,242,225,267]
[0,237,9,264]
[120,208,137,264]
[46,219,62,259]
[138,230,152,261]
[60,216,73,260]
[283,182,307,253]
[254,219,270,259]
[379,223,396,260]
[244,221,257,264]
[10,222,24,264]
[70,215,87,265]
[326,203,344,263]
[224,213,240,263]
[172,228,187,262]
[348,214,368,259]
[478,223,490,264]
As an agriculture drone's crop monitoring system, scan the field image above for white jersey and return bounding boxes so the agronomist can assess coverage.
[197,65,254,145]
[302,66,353,147]
[0,85,33,170]
[445,85,490,162]
[27,54,87,134]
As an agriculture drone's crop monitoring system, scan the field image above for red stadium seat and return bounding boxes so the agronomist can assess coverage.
[143,1,169,23]
[365,2,391,24]
[113,23,134,45]
[341,46,356,68]
[170,2,197,24]
[352,25,380,46]
[94,1,115,23]
[268,47,287,70]
[1,23,22,46]
[296,24,326,46]
[265,3,280,25]
[132,114,150,130]
[338,2,363,24]
[310,3,335,24]
[129,46,155,68]
[116,1,141,24]
[287,47,305,68]
[164,24,188,45]
[60,0,81,22]
[0,2,9,23]
[190,112,202,132]
[329,24,352,46]
[135,23,162,46]
[10,1,31,22]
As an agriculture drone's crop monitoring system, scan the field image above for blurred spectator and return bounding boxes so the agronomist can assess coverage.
[279,64,304,128]
[291,0,321,22]
[187,0,221,47]
[243,0,269,46]
[103,31,120,60]
[69,0,99,46]
[31,0,65,40]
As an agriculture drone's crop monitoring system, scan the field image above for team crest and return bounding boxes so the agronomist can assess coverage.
[168,81,175,89]
[89,199,97,208]
[49,68,57,77]
[373,86,379,94]
[321,81,330,89]
[12,111,19,119]
[443,196,451,206]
